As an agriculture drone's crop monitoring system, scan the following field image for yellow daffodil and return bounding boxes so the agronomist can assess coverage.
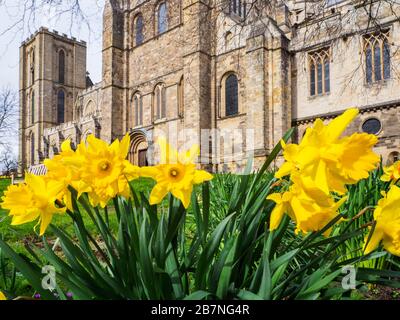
[140,137,213,208]
[0,173,65,235]
[381,161,400,183]
[276,108,380,194]
[364,185,400,256]
[0,291,6,300]
[267,179,347,235]
[44,139,85,210]
[74,134,140,208]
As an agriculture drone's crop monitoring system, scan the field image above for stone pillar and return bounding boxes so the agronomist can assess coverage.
[245,34,268,166]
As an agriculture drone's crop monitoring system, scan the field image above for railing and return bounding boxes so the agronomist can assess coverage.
[27,164,48,176]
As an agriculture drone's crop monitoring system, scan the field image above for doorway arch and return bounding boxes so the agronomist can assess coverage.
[129,130,149,167]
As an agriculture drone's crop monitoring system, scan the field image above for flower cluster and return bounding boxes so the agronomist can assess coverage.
[1,134,139,235]
[0,134,212,235]
[268,108,380,235]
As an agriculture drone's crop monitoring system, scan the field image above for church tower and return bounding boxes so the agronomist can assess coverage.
[19,27,87,172]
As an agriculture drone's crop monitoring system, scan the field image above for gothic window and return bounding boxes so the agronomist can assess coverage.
[30,133,35,165]
[154,84,166,120]
[178,76,184,117]
[362,118,382,135]
[133,93,143,126]
[57,90,65,124]
[364,31,391,84]
[59,50,66,84]
[309,48,331,96]
[230,0,246,19]
[135,14,144,46]
[31,90,35,124]
[225,74,239,117]
[157,2,168,35]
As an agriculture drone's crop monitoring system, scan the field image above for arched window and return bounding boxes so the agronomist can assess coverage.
[57,90,65,124]
[31,90,35,124]
[154,84,166,120]
[308,48,330,96]
[157,2,168,35]
[59,50,65,84]
[30,49,35,85]
[225,74,239,116]
[178,76,184,117]
[364,31,391,84]
[30,133,35,165]
[133,93,143,126]
[135,14,144,46]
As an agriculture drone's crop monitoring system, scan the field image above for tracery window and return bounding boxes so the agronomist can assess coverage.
[364,31,391,84]
[309,48,331,96]
[154,84,166,120]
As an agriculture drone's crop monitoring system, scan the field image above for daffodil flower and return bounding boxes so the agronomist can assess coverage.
[140,137,213,208]
[364,185,400,257]
[267,180,347,236]
[381,161,400,183]
[276,108,380,195]
[44,139,85,210]
[74,134,140,208]
[1,173,65,235]
[0,291,6,300]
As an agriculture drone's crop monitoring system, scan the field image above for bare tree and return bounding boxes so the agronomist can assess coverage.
[0,145,18,176]
[0,86,17,148]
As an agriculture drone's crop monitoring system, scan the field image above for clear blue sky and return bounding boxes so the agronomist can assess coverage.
[0,0,104,157]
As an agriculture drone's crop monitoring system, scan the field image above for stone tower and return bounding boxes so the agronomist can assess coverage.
[19,27,87,172]
[101,0,125,143]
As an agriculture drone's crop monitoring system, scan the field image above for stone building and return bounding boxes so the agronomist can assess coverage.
[19,0,400,173]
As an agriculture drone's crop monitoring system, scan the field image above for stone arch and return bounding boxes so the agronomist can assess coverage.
[387,151,400,165]
[129,130,149,167]
[83,100,96,116]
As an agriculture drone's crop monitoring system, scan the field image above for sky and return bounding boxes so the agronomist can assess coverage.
[0,0,105,159]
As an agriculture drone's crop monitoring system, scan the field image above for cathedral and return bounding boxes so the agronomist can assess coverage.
[19,0,400,174]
